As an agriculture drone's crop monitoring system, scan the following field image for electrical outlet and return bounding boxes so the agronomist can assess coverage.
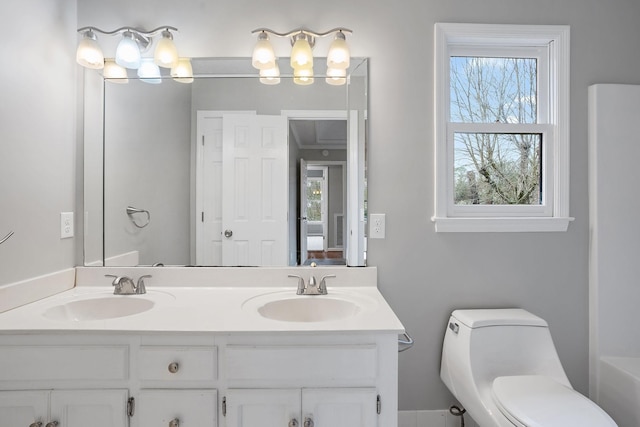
[370,213,386,239]
[60,212,74,239]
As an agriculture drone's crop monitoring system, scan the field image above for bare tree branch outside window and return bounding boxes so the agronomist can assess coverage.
[450,57,542,205]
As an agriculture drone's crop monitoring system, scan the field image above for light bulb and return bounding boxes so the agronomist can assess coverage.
[154,30,178,68]
[325,67,346,86]
[103,59,128,83]
[293,64,314,86]
[171,58,194,83]
[76,30,104,69]
[116,31,142,69]
[290,37,313,68]
[327,32,350,69]
[252,33,276,70]
[259,63,280,85]
[137,58,162,84]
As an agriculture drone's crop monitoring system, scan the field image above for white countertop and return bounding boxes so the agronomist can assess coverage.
[0,267,404,334]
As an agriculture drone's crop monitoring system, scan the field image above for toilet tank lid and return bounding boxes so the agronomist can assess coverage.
[451,309,548,328]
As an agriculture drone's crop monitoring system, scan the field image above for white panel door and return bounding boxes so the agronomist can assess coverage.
[0,390,48,427]
[50,389,129,427]
[299,158,308,265]
[222,114,288,266]
[226,388,301,427]
[196,114,224,265]
[302,388,377,427]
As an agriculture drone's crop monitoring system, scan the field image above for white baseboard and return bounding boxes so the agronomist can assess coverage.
[399,410,478,427]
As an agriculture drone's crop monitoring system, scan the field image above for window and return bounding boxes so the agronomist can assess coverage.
[433,23,572,232]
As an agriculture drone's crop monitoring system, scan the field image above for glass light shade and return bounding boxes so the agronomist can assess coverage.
[103,59,128,83]
[171,58,194,83]
[76,33,104,69]
[290,38,313,68]
[327,35,350,69]
[116,32,142,69]
[325,67,346,86]
[137,58,162,84]
[259,63,280,85]
[293,64,314,86]
[252,37,276,70]
[154,33,178,68]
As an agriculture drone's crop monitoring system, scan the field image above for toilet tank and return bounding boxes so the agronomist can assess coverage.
[441,309,570,399]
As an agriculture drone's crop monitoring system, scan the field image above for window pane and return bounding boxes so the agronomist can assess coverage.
[306,179,323,221]
[454,132,542,205]
[450,57,538,124]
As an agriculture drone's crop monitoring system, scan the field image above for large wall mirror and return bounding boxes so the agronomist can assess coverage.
[83,57,368,267]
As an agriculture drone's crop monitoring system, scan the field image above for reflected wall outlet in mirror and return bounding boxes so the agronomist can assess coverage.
[370,213,385,239]
[60,212,74,239]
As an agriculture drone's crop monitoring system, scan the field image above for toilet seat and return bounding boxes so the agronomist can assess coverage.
[492,375,617,427]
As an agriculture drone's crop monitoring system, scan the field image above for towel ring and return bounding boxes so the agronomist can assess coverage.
[126,206,151,228]
[398,331,414,352]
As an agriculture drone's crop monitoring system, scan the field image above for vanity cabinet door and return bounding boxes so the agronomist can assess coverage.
[302,388,377,427]
[134,389,217,427]
[50,389,129,427]
[226,389,301,427]
[0,389,128,427]
[0,390,48,426]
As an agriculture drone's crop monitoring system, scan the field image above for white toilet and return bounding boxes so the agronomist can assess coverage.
[440,308,617,427]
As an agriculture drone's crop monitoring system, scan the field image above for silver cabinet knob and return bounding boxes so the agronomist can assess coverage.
[45,422,59,427]
[224,229,233,238]
[304,418,314,427]
[168,362,179,373]
[29,423,42,427]
[169,418,180,427]
[288,419,298,427]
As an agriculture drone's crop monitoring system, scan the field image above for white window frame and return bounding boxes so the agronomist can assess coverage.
[433,23,573,232]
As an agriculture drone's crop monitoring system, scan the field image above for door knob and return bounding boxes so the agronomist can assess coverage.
[288,419,298,427]
[169,418,180,427]
[45,422,59,427]
[29,423,42,427]
[168,362,179,373]
[224,229,233,238]
[303,417,314,427]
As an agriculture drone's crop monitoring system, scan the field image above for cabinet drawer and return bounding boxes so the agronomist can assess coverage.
[0,345,128,381]
[138,346,217,382]
[135,389,217,427]
[226,345,377,383]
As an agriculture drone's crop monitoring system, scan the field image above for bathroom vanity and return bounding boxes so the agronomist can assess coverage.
[0,266,404,427]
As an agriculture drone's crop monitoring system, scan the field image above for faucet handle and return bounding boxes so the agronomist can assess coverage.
[288,274,305,294]
[319,275,336,294]
[136,275,152,294]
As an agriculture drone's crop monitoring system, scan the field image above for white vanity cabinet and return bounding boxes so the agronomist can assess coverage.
[0,331,399,427]
[226,387,377,427]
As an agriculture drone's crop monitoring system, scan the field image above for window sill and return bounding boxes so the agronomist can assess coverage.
[431,216,574,233]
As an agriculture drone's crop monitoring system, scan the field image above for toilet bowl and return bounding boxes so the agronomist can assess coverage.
[440,308,617,427]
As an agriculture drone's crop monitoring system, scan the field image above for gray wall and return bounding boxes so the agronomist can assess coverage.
[2,0,637,413]
[0,1,78,284]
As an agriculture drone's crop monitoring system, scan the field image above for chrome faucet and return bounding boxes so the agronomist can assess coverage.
[288,274,335,295]
[105,274,151,295]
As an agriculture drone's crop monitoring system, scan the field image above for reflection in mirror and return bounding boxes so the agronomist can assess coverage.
[83,58,367,267]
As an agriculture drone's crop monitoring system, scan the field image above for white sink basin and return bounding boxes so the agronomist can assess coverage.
[243,290,377,323]
[42,292,172,321]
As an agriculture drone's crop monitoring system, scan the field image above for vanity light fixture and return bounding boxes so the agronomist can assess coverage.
[76,26,179,70]
[251,27,352,86]
[171,58,194,83]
